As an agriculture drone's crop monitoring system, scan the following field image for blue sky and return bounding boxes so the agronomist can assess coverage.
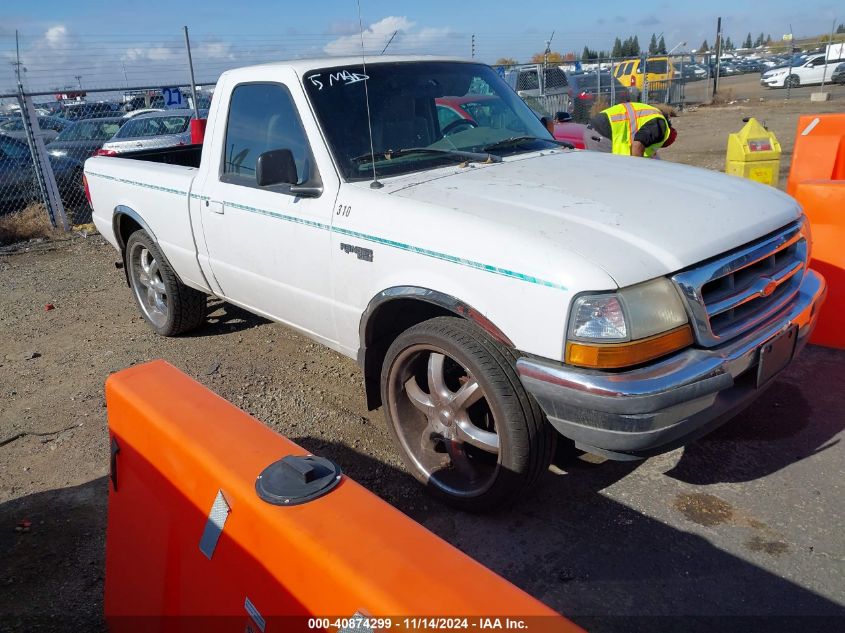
[1,0,841,92]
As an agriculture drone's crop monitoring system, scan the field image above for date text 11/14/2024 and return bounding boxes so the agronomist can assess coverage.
[306,617,533,630]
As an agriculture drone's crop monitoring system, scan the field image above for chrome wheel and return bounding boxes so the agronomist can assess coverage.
[129,242,168,328]
[387,345,500,498]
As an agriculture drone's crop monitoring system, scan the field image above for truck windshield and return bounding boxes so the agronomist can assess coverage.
[303,61,557,181]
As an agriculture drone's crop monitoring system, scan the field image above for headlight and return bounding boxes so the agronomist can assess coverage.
[49,150,67,158]
[566,278,693,369]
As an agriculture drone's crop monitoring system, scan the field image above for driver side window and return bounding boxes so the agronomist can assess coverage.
[222,82,315,188]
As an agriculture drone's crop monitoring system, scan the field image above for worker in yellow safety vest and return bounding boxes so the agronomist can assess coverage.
[583,102,677,157]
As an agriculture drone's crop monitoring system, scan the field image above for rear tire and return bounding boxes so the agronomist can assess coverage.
[380,317,556,512]
[126,230,206,336]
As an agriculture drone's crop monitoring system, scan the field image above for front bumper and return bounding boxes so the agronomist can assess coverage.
[516,270,827,460]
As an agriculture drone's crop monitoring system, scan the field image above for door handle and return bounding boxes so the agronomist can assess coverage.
[205,200,224,214]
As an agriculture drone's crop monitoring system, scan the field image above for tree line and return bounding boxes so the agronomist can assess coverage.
[493,25,845,67]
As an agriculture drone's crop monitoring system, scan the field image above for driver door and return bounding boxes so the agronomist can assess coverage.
[196,80,339,344]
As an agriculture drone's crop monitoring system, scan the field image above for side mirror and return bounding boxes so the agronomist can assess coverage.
[554,111,572,123]
[256,149,297,187]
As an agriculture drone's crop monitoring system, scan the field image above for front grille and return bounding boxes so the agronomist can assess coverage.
[672,222,807,347]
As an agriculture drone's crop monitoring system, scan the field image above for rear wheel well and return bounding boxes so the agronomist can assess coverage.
[362,298,455,410]
[114,214,144,286]
[116,214,143,251]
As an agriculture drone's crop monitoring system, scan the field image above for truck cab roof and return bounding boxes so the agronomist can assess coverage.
[220,55,472,78]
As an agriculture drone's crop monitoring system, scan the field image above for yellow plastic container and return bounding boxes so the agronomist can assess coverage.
[725,118,782,186]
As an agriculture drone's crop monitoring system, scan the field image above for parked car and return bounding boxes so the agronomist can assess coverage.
[735,59,764,73]
[59,102,121,121]
[0,115,69,142]
[122,94,164,112]
[0,135,82,214]
[565,71,631,123]
[124,92,212,112]
[680,63,708,80]
[46,117,126,164]
[85,56,825,511]
[436,94,587,148]
[831,62,845,84]
[614,56,675,91]
[123,108,164,120]
[720,62,742,76]
[502,64,571,115]
[99,109,206,154]
[761,52,845,88]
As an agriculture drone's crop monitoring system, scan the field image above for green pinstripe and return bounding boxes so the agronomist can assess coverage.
[87,171,567,291]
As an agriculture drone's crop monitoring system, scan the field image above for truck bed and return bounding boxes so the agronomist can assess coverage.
[113,144,202,168]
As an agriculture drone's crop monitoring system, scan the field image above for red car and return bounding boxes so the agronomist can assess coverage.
[435,95,587,149]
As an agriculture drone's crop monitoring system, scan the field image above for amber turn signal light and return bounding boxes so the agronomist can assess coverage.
[566,325,694,369]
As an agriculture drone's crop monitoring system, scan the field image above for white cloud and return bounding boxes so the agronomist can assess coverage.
[123,46,179,62]
[122,40,233,64]
[323,16,453,56]
[195,41,235,61]
[43,25,68,48]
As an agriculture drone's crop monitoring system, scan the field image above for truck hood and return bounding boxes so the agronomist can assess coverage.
[386,151,801,287]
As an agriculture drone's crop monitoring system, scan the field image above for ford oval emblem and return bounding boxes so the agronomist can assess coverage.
[760,278,778,297]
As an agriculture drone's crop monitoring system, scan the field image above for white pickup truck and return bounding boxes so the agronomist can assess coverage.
[85,56,826,511]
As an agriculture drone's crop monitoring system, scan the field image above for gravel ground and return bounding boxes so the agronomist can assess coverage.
[1,97,844,633]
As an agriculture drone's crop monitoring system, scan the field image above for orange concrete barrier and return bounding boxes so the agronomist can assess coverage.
[104,360,581,633]
[786,113,845,196]
[786,113,845,349]
[793,181,845,349]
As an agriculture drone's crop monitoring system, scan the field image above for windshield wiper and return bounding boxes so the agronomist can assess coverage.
[352,147,501,165]
[482,136,574,152]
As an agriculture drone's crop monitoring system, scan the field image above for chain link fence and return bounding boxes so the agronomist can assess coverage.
[496,54,713,123]
[1,88,175,229]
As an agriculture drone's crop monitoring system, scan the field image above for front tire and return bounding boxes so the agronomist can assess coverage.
[785,74,800,88]
[126,230,206,336]
[381,317,556,512]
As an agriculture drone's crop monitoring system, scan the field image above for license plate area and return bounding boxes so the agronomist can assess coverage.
[756,325,798,387]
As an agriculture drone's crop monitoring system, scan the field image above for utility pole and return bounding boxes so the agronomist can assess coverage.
[74,75,82,90]
[543,30,555,70]
[713,17,722,99]
[12,30,24,86]
[14,30,69,231]
[471,33,475,59]
[785,24,794,100]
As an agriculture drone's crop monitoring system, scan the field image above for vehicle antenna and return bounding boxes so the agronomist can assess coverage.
[381,30,398,55]
[356,0,383,189]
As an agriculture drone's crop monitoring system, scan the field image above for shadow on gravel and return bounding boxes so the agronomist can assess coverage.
[185,300,271,338]
[666,345,845,485]
[296,437,845,633]
[0,477,108,633]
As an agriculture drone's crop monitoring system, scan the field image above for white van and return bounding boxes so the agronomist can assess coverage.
[761,51,845,88]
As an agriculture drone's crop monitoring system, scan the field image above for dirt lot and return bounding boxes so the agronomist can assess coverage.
[669,92,844,186]
[1,97,844,632]
[682,72,845,107]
